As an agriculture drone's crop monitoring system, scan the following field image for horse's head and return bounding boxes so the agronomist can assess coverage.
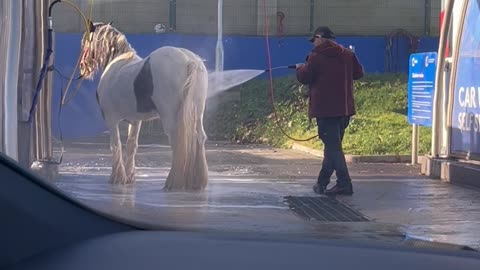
[79,21,117,80]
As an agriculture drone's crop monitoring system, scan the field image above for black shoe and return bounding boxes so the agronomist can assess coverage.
[325,183,353,196]
[313,184,327,194]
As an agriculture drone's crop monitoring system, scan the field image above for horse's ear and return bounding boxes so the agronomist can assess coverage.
[89,20,95,33]
[108,21,113,25]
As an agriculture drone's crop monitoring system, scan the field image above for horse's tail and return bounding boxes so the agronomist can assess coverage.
[164,59,208,191]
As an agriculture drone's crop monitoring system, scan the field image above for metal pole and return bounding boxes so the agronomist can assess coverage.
[33,0,44,162]
[43,10,54,160]
[438,0,450,157]
[443,0,469,158]
[424,0,431,36]
[17,0,38,168]
[4,0,22,161]
[309,0,315,33]
[169,0,176,31]
[37,0,47,161]
[40,0,53,161]
[30,0,58,179]
[412,124,419,165]
[0,1,6,153]
[431,0,454,157]
[38,88,46,159]
[215,0,224,72]
[44,53,53,159]
[35,0,46,161]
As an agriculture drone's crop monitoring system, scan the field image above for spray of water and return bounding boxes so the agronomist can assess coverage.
[207,69,265,98]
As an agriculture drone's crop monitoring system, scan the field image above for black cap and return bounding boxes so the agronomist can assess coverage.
[309,26,336,42]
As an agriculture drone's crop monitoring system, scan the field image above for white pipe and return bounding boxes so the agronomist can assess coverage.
[215,0,224,72]
[431,0,454,157]
[443,0,469,158]
[4,0,22,161]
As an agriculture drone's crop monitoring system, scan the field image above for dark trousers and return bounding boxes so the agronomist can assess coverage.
[316,116,351,187]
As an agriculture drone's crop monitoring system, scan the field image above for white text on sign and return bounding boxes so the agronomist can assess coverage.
[458,86,479,108]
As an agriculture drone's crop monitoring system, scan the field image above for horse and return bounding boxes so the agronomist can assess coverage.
[79,21,209,191]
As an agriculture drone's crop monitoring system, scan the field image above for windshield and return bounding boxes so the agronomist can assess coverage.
[1,0,480,252]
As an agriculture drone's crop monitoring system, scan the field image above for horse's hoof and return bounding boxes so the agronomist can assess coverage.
[126,175,136,184]
[110,174,129,185]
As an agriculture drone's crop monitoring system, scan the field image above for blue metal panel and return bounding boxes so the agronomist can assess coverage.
[450,0,480,157]
[52,34,439,139]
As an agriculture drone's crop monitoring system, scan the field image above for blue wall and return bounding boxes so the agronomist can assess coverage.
[52,33,439,139]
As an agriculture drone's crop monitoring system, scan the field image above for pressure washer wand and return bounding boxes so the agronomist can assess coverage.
[264,65,297,72]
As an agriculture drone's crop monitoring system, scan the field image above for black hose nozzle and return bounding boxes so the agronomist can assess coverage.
[265,65,297,72]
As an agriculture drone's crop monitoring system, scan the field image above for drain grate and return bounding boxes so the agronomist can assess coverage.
[284,196,369,222]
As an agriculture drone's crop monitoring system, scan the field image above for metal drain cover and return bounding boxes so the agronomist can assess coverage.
[284,196,369,222]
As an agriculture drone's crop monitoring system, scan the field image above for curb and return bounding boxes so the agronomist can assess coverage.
[292,143,425,164]
[421,156,480,188]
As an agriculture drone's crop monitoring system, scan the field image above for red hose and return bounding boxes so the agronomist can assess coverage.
[262,0,318,142]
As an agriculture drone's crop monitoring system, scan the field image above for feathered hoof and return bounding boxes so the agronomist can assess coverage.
[126,173,136,184]
[110,172,130,185]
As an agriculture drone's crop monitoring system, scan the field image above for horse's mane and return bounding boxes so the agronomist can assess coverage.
[81,23,136,78]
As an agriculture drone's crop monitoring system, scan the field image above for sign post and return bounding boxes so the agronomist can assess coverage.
[408,52,438,164]
[412,124,419,164]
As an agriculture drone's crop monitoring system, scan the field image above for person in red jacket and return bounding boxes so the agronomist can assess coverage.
[296,26,364,196]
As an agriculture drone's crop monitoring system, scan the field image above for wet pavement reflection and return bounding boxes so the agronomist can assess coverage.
[53,141,480,250]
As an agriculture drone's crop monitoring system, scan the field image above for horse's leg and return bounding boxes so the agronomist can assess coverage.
[125,120,142,183]
[158,112,179,189]
[192,104,208,190]
[161,61,208,191]
[109,121,128,185]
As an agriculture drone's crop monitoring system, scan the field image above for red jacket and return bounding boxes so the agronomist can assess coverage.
[296,40,364,118]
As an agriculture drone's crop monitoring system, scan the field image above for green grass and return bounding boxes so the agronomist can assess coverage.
[204,74,431,155]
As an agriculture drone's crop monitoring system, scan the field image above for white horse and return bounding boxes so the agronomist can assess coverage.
[79,21,209,191]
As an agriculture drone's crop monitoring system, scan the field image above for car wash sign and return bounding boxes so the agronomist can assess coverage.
[408,52,437,127]
[450,0,480,158]
[451,74,480,158]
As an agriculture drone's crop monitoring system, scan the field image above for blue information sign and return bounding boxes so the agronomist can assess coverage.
[407,52,437,127]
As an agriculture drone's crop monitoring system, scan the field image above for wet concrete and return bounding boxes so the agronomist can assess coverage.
[51,141,480,250]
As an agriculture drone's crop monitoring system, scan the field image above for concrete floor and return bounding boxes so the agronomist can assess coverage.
[52,141,480,250]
